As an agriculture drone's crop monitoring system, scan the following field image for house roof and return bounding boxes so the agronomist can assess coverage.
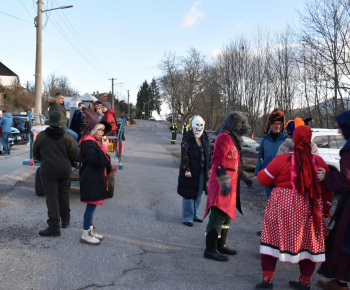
[0,62,18,77]
[81,93,98,102]
[96,92,109,100]
[64,94,97,110]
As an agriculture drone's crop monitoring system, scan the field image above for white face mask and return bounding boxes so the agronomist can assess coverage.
[192,116,204,138]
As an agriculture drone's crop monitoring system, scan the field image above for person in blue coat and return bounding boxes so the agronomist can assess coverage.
[254,108,289,199]
[0,110,13,155]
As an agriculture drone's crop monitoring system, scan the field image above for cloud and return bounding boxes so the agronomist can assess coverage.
[182,1,205,28]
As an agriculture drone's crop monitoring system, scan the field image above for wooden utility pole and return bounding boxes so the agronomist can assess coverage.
[109,78,117,110]
[127,90,130,120]
[34,0,43,123]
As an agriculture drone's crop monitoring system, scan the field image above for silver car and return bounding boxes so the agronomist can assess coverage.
[311,129,345,172]
[8,127,22,147]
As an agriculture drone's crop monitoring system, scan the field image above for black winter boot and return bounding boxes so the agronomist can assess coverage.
[217,228,237,255]
[39,227,61,237]
[204,229,228,261]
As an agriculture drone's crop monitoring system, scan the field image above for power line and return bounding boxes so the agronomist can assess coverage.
[18,0,34,19]
[48,14,110,78]
[32,0,37,13]
[42,0,54,29]
[53,0,113,77]
[0,10,32,23]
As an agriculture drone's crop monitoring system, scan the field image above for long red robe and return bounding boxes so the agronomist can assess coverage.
[204,132,239,221]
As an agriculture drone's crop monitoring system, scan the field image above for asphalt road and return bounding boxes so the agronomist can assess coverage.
[0,120,329,289]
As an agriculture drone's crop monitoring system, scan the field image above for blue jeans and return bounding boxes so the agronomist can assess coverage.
[83,204,97,230]
[24,132,30,143]
[1,132,10,154]
[182,170,204,222]
[64,128,79,142]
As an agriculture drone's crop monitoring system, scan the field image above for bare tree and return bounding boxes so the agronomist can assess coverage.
[298,0,350,116]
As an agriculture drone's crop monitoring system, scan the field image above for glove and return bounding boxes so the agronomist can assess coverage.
[221,183,231,196]
[245,178,253,189]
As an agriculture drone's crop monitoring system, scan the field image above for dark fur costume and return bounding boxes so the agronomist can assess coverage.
[203,111,252,261]
[205,111,251,219]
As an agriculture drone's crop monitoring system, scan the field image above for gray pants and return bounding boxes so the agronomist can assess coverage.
[42,177,71,228]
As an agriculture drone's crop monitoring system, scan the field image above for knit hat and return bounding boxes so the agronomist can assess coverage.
[81,108,111,136]
[45,111,67,127]
[285,117,305,136]
[90,123,105,136]
[263,108,285,134]
[102,102,111,110]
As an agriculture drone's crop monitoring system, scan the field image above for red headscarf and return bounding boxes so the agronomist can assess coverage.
[292,125,323,233]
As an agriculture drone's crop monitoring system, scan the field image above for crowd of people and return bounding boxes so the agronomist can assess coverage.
[177,108,350,290]
[32,92,120,244]
[2,95,349,288]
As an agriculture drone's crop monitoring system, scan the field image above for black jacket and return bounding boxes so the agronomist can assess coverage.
[177,131,210,199]
[49,99,69,128]
[70,109,84,138]
[33,127,78,179]
[80,140,110,202]
[24,121,31,133]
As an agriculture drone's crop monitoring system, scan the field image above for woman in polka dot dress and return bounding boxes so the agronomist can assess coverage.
[255,125,332,289]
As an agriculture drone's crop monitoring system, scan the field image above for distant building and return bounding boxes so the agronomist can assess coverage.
[0,62,20,87]
[64,93,98,118]
[94,92,112,104]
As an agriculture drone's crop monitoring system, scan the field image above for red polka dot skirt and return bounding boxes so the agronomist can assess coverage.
[260,187,326,264]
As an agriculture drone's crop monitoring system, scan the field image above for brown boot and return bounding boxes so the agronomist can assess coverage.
[318,279,349,290]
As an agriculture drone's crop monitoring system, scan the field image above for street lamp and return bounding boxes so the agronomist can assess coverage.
[34,0,73,122]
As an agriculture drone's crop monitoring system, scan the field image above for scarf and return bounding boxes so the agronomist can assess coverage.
[291,125,323,234]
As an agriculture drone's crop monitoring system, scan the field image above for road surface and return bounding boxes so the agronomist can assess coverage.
[0,120,330,289]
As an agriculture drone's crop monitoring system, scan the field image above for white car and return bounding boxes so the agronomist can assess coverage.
[311,128,345,172]
[8,127,22,147]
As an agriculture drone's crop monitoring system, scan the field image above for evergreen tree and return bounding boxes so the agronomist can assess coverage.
[136,80,149,119]
[149,78,162,116]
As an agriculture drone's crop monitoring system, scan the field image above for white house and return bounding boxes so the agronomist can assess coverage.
[0,62,20,87]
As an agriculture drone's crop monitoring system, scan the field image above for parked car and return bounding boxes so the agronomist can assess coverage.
[8,127,22,147]
[12,114,36,144]
[311,128,344,172]
[12,115,27,133]
[206,131,260,171]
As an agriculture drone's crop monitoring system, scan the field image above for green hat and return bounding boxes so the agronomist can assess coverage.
[45,111,67,127]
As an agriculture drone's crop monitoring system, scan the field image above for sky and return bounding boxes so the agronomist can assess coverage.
[1,0,306,118]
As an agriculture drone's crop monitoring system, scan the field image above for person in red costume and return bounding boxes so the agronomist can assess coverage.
[101,102,117,136]
[203,111,253,262]
[255,125,332,290]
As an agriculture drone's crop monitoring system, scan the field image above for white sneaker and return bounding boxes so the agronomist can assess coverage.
[80,230,100,245]
[90,225,104,240]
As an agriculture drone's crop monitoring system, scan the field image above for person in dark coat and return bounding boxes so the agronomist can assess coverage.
[24,116,31,145]
[49,92,79,142]
[182,121,188,135]
[33,111,79,237]
[79,108,115,245]
[69,102,85,141]
[317,110,350,290]
[177,116,210,227]
[170,123,177,144]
